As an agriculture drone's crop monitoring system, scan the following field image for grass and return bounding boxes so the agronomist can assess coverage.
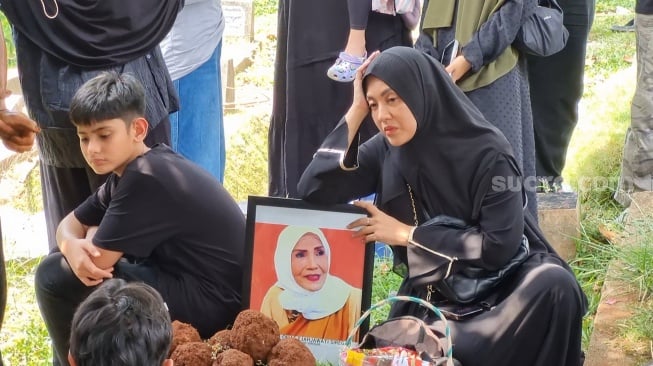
[0,257,50,364]
[2,0,652,364]
[1,14,16,68]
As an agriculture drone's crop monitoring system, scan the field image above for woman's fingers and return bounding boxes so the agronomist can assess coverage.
[352,200,379,213]
[358,50,380,76]
[347,201,375,228]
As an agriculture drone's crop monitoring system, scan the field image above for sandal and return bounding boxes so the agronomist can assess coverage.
[327,52,366,82]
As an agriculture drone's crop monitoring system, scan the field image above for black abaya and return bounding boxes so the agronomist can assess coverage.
[298,47,587,366]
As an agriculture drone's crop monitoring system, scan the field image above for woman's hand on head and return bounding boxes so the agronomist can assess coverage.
[345,50,381,128]
[347,200,413,247]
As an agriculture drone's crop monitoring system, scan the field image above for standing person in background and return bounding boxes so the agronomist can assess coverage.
[615,0,653,207]
[268,0,412,198]
[415,0,539,218]
[161,0,226,182]
[0,0,181,253]
[527,0,595,191]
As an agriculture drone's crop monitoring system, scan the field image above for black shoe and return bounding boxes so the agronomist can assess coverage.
[611,18,635,32]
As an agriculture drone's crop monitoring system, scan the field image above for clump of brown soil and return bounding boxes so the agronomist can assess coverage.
[170,320,202,355]
[207,329,232,350]
[170,341,213,366]
[267,337,316,366]
[169,310,315,365]
[212,348,254,366]
[229,309,281,362]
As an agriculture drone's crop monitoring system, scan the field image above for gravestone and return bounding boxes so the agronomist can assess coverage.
[222,0,255,42]
[221,0,256,109]
[537,192,578,261]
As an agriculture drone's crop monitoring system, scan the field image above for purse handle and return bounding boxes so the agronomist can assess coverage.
[344,295,454,364]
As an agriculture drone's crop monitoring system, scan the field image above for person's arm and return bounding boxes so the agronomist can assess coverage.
[343,51,380,147]
[0,25,40,152]
[56,212,115,286]
[84,226,123,270]
[298,52,383,204]
[445,0,538,81]
[459,0,537,72]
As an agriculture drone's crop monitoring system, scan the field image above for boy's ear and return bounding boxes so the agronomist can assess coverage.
[162,358,174,366]
[132,117,149,141]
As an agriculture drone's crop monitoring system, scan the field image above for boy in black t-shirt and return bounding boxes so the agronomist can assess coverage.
[33,72,246,366]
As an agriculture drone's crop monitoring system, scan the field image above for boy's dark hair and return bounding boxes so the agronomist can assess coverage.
[69,279,172,366]
[69,71,146,126]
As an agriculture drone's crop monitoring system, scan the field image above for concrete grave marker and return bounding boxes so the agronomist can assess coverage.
[223,0,255,42]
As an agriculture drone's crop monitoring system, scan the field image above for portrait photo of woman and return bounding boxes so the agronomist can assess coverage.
[259,225,362,341]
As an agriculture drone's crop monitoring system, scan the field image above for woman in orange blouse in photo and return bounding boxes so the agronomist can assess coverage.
[260,226,362,341]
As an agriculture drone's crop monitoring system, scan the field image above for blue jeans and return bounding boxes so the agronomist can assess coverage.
[170,41,225,182]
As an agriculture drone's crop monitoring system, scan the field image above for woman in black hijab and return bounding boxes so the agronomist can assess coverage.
[298,46,587,366]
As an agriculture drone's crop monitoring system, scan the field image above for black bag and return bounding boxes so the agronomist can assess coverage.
[514,0,569,57]
[409,215,530,305]
[434,235,530,304]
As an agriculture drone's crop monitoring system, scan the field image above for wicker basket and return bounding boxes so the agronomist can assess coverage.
[339,295,454,366]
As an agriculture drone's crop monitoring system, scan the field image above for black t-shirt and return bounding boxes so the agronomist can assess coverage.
[637,0,653,15]
[74,144,245,337]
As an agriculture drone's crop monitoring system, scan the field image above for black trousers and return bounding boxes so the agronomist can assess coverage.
[527,0,595,186]
[34,253,158,366]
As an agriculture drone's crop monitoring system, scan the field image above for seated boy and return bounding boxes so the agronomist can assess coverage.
[68,279,172,366]
[34,71,246,365]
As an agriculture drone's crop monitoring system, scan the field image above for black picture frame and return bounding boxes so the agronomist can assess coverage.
[242,196,374,363]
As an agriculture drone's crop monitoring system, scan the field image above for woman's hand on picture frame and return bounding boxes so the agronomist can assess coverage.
[347,200,413,247]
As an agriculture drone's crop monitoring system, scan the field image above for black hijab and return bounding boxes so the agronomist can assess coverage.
[1,0,183,68]
[363,46,518,222]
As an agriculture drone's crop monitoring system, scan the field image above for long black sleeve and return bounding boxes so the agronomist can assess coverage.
[298,119,386,204]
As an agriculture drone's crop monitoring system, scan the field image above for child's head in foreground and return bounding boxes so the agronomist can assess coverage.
[68,279,173,366]
[69,71,150,176]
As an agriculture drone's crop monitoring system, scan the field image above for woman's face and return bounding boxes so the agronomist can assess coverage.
[290,233,328,292]
[365,76,417,147]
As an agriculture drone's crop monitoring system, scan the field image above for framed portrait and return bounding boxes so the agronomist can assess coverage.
[243,196,374,364]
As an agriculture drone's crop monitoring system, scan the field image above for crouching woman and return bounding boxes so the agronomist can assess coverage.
[297,46,587,366]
